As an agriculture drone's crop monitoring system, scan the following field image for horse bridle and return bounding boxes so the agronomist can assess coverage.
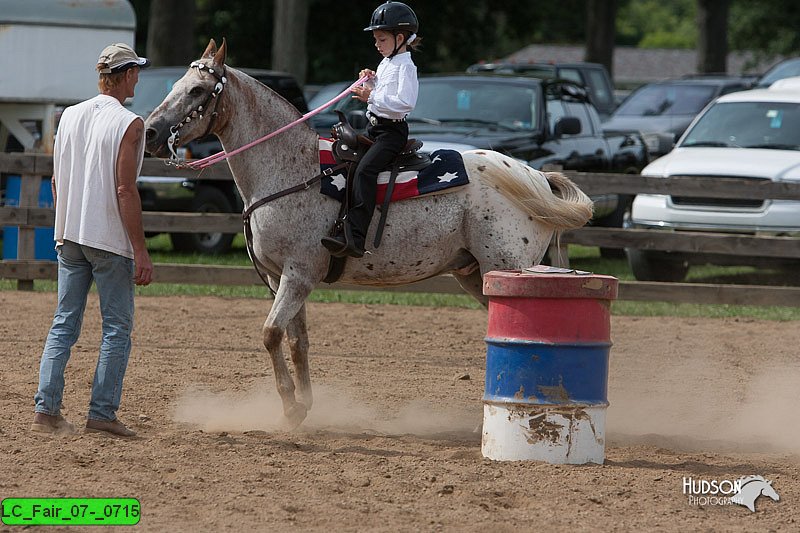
[166,61,228,162]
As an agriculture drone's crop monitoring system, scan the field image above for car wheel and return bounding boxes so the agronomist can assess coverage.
[170,186,235,254]
[595,195,631,259]
[627,248,689,282]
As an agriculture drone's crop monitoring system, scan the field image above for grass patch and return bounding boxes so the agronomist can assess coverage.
[2,236,798,319]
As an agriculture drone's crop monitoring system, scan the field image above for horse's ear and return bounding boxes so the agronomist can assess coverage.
[202,39,218,59]
[213,38,227,66]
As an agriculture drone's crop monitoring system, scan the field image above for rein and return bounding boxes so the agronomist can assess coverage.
[184,74,370,170]
[242,163,348,291]
[161,65,367,292]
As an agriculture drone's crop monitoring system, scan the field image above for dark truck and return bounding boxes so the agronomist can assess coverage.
[466,61,618,121]
[127,67,308,254]
[333,74,647,238]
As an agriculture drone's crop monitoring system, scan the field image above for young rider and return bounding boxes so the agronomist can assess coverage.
[322,1,420,258]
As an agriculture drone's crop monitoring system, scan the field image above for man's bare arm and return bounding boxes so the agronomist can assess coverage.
[116,118,153,286]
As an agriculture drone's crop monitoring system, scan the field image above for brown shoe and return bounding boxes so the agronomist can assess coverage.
[85,418,136,437]
[31,413,78,435]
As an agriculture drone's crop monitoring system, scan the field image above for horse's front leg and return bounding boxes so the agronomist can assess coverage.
[286,303,312,410]
[263,274,314,429]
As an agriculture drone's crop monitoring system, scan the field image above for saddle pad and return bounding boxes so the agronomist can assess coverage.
[318,138,469,204]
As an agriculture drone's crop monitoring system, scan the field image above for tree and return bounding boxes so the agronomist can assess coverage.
[696,0,729,73]
[272,0,309,85]
[146,0,197,66]
[729,0,800,61]
[585,0,617,77]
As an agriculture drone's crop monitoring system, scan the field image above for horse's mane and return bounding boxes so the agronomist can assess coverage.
[217,63,305,128]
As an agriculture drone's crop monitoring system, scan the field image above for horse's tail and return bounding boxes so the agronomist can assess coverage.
[463,150,593,230]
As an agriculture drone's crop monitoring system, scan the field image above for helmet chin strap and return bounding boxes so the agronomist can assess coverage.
[389,32,405,58]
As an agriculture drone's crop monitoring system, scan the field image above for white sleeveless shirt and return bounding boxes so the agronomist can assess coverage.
[53,94,144,259]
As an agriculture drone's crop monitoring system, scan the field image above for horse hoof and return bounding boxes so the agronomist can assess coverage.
[282,403,308,431]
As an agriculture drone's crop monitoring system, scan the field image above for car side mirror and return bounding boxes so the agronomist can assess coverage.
[554,116,581,137]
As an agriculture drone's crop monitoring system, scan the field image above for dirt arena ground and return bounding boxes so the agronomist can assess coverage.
[1,290,799,531]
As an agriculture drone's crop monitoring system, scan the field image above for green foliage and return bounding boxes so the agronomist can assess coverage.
[729,0,800,60]
[128,0,800,84]
[616,0,696,48]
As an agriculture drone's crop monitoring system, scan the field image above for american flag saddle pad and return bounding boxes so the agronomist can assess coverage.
[318,138,469,204]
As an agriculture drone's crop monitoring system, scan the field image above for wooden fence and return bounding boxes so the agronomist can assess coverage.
[2,153,799,306]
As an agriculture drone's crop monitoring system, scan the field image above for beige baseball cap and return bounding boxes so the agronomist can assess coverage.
[97,43,151,74]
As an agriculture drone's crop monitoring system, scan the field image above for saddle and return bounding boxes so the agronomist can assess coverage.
[331,111,431,172]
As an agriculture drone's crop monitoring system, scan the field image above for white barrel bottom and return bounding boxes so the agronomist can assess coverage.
[481,403,606,464]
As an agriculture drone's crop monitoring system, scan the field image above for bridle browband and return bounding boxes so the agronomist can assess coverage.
[166,60,228,162]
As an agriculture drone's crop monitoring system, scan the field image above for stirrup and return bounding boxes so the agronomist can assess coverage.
[321,222,364,258]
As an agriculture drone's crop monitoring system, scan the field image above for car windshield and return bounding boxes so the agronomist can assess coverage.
[125,73,182,118]
[615,84,717,116]
[680,101,800,150]
[307,82,350,112]
[408,80,541,131]
[758,58,800,87]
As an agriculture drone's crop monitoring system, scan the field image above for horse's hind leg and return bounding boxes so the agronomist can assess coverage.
[453,269,488,308]
[286,303,312,410]
[263,274,314,429]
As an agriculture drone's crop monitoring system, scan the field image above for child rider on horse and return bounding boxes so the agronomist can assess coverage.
[322,1,420,258]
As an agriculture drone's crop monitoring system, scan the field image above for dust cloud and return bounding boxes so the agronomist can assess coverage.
[608,364,800,454]
[173,382,480,437]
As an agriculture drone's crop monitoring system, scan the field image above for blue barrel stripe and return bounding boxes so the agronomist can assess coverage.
[484,339,609,405]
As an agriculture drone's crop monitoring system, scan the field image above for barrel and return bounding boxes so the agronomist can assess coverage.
[481,268,618,464]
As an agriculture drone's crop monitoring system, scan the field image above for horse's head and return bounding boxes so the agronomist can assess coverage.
[762,480,780,502]
[144,38,229,157]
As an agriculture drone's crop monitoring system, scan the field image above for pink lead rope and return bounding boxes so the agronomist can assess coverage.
[187,75,370,170]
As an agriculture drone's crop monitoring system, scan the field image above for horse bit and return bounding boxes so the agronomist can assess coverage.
[165,61,227,165]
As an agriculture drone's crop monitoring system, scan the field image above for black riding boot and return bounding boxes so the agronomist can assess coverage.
[321,213,367,258]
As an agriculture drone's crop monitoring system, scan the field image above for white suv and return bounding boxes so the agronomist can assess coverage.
[628,81,800,281]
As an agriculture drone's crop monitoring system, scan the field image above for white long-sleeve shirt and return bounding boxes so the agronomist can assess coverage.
[367,52,418,120]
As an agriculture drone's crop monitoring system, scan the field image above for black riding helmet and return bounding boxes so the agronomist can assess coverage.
[364,2,418,33]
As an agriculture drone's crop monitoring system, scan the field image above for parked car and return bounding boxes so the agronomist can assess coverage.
[756,57,800,88]
[307,81,351,136]
[327,74,648,253]
[603,77,752,159]
[627,83,800,281]
[466,61,617,121]
[127,66,308,254]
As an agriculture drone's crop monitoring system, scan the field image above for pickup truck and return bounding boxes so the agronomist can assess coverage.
[628,81,800,281]
[333,74,648,250]
[466,61,618,121]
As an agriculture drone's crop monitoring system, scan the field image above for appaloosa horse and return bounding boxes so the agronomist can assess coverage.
[144,39,594,428]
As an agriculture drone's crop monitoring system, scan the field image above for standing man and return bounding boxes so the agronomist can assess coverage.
[31,43,154,437]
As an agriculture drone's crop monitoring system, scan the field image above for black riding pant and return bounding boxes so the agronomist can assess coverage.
[348,119,409,246]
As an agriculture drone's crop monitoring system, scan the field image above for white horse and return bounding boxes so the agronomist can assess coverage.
[144,39,593,428]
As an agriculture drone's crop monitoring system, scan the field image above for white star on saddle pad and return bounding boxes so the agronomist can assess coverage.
[330,173,346,191]
[437,171,459,183]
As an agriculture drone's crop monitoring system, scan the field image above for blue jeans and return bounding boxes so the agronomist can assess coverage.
[34,240,135,422]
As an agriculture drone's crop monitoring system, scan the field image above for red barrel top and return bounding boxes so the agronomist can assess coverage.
[483,268,618,300]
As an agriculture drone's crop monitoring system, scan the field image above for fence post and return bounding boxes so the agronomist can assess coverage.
[14,174,42,290]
